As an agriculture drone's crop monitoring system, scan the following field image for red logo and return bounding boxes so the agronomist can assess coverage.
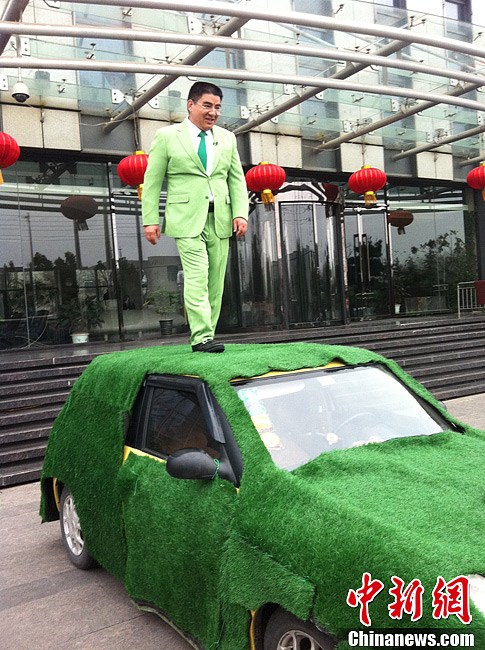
[347,572,385,626]
[432,576,472,625]
[347,574,471,627]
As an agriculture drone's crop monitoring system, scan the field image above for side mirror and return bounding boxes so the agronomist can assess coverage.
[166,448,219,480]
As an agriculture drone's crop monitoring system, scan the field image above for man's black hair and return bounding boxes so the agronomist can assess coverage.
[188,82,223,101]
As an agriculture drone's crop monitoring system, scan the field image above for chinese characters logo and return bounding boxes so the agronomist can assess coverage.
[347,573,471,626]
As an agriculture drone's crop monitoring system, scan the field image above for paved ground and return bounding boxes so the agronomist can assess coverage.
[1,393,484,650]
[0,487,192,650]
[443,393,485,430]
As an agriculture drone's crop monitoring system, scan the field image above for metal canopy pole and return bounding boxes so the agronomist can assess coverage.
[458,155,484,168]
[1,21,485,91]
[6,23,485,141]
[392,124,485,161]
[314,81,483,152]
[64,0,485,61]
[103,16,248,133]
[3,57,485,114]
[0,0,29,55]
[234,38,409,135]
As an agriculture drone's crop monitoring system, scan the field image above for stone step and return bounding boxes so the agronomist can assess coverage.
[395,346,485,369]
[0,352,94,374]
[0,424,52,445]
[333,328,485,347]
[344,329,485,350]
[0,364,87,386]
[379,336,485,355]
[0,405,62,429]
[295,331,485,357]
[423,366,485,389]
[271,319,485,346]
[372,341,485,364]
[0,439,47,465]
[0,391,69,413]
[0,459,43,487]
[0,377,77,398]
[410,356,485,378]
[431,381,485,401]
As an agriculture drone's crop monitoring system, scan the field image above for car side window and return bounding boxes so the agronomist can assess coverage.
[144,387,221,459]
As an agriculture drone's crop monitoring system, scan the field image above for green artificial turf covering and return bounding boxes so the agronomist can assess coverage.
[40,343,485,649]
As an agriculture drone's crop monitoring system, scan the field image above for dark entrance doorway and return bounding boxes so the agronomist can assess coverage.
[280,202,343,326]
[344,207,391,320]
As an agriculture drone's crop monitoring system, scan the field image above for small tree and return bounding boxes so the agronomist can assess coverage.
[59,295,104,333]
[147,288,179,319]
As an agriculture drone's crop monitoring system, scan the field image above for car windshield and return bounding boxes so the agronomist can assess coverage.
[234,365,454,471]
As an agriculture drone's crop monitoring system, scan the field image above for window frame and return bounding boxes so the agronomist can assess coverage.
[126,374,243,485]
[444,0,471,23]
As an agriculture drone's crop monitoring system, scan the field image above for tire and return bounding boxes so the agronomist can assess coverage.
[59,486,97,570]
[263,608,336,650]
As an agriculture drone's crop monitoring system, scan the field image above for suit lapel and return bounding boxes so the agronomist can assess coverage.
[176,120,205,172]
[211,125,223,174]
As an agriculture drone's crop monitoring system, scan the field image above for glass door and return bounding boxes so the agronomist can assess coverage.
[280,202,343,326]
[280,203,318,325]
[344,207,391,320]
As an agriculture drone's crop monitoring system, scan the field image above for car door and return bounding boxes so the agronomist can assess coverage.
[118,375,241,648]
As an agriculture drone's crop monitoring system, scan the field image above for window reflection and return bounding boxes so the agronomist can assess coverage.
[145,387,220,459]
[236,365,451,471]
[236,204,280,328]
[0,160,478,350]
[388,186,475,315]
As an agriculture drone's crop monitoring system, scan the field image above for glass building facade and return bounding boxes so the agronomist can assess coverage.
[0,0,483,349]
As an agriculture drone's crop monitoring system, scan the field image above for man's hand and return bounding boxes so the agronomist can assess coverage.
[144,225,160,245]
[233,218,248,239]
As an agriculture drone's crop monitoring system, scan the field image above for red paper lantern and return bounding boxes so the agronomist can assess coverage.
[0,132,20,184]
[61,195,98,231]
[467,162,485,200]
[348,165,387,207]
[245,162,286,206]
[117,150,149,199]
[388,209,414,235]
[322,183,340,203]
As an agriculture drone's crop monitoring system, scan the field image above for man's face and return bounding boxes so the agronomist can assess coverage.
[187,92,222,131]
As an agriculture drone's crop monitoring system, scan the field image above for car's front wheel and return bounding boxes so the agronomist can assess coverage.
[264,608,336,650]
[59,486,96,570]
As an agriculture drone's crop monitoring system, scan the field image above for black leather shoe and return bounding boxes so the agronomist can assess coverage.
[192,339,225,353]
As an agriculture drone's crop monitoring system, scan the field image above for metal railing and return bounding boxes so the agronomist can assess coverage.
[457,281,482,318]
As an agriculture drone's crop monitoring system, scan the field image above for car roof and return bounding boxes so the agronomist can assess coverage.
[72,342,419,413]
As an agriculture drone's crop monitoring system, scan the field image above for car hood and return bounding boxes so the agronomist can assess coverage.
[234,429,485,637]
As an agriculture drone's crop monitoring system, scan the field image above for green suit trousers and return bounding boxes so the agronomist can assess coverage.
[175,211,229,346]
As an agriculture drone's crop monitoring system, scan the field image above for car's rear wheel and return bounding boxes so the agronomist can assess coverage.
[59,486,96,570]
[263,608,336,650]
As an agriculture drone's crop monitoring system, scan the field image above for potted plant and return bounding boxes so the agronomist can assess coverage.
[147,288,179,336]
[59,295,104,343]
[392,262,411,315]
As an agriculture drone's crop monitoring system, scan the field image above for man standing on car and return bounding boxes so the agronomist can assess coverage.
[142,81,248,353]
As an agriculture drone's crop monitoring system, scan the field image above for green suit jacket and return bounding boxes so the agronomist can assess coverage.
[142,118,248,238]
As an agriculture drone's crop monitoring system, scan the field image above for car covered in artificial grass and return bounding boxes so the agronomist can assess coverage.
[40,343,485,650]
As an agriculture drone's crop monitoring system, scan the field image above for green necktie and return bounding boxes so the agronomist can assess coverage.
[197,130,207,170]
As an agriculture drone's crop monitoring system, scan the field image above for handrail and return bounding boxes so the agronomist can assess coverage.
[457,282,477,318]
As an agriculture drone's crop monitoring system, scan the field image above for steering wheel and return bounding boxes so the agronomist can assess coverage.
[334,411,377,435]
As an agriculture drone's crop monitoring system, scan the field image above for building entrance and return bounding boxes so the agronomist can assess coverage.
[344,207,391,320]
[280,202,343,326]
